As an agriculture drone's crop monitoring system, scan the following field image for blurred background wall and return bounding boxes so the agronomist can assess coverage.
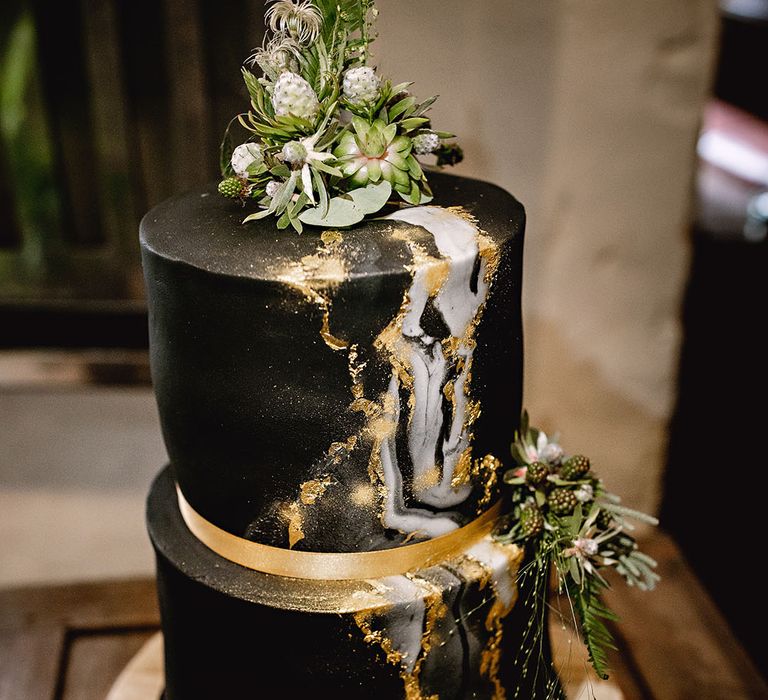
[378,0,720,514]
[0,0,718,580]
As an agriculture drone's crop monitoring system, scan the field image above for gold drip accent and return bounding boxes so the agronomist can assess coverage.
[300,475,335,505]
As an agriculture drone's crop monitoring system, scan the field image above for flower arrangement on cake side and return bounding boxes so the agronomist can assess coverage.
[496,412,660,687]
[218,0,463,232]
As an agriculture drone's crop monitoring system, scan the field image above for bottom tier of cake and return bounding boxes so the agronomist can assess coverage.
[147,466,559,699]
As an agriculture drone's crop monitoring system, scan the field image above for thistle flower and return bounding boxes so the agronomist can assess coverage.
[249,34,301,81]
[231,142,264,177]
[266,0,323,45]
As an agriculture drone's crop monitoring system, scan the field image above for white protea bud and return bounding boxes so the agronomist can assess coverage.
[231,142,264,176]
[281,140,307,164]
[265,180,282,197]
[342,66,381,106]
[412,132,441,155]
[272,72,319,120]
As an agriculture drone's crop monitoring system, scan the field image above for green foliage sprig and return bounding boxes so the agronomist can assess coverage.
[218,0,463,232]
[496,411,660,683]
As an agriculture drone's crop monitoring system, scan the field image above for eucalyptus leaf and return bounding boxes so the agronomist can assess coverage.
[243,208,274,223]
[349,181,392,213]
[299,195,363,227]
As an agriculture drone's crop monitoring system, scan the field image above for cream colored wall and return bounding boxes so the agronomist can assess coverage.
[377,0,719,513]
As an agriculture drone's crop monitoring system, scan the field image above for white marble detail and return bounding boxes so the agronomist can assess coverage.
[378,207,491,536]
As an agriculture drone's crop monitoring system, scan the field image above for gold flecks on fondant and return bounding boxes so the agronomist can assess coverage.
[350,482,376,507]
[282,473,337,548]
[412,466,440,492]
[347,344,367,400]
[300,474,335,505]
[320,229,344,246]
[449,446,474,489]
[473,455,502,511]
[282,502,305,549]
[273,235,349,353]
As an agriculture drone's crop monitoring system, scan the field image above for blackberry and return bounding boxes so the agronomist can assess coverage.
[561,454,590,481]
[520,505,545,538]
[218,177,247,199]
[548,487,578,515]
[525,461,549,487]
[596,509,614,530]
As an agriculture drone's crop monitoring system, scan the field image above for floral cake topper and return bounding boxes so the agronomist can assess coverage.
[218,0,463,232]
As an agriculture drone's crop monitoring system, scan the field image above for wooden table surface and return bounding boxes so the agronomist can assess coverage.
[0,532,765,700]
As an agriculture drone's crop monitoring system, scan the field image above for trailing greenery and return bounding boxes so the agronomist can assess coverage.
[496,411,660,684]
[218,0,462,232]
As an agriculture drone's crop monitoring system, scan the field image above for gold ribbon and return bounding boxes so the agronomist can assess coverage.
[177,485,502,581]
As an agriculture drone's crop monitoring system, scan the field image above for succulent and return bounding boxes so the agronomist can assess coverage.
[272,71,320,121]
[334,118,430,204]
[342,66,382,106]
[561,455,591,481]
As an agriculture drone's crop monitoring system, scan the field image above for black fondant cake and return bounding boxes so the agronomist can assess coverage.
[141,171,563,697]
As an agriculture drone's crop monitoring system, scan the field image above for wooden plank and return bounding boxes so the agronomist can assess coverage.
[106,633,164,700]
[60,631,155,700]
[602,532,768,699]
[0,579,159,632]
[0,626,65,700]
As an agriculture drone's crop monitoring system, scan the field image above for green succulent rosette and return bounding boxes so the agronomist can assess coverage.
[218,0,462,233]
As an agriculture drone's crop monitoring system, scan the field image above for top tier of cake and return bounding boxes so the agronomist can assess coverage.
[141,171,524,553]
